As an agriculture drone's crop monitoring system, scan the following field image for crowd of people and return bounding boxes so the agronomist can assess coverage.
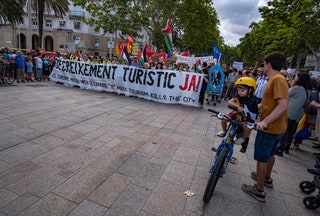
[1,48,320,202]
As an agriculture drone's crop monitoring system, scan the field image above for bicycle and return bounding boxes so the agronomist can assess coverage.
[203,108,255,203]
[0,63,14,85]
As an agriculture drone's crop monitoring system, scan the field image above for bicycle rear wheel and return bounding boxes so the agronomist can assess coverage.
[203,145,228,203]
[4,70,14,85]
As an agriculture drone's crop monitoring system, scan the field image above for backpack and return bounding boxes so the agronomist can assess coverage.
[304,89,319,115]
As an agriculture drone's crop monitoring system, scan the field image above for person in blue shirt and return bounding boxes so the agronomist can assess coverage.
[14,51,26,83]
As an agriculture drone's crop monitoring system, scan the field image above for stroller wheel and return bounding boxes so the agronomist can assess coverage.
[299,181,316,194]
[303,195,320,210]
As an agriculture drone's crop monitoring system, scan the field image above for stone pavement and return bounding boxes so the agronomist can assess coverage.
[0,81,319,216]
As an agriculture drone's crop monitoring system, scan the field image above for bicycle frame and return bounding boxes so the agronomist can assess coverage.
[203,108,255,203]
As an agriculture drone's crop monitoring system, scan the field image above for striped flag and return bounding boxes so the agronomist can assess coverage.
[162,19,172,52]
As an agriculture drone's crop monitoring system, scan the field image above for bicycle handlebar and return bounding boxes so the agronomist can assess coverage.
[208,108,256,130]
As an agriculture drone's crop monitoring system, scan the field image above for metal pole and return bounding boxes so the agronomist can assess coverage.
[109,32,113,58]
[28,0,32,50]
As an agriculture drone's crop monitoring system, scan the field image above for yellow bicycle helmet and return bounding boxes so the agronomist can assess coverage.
[234,77,257,90]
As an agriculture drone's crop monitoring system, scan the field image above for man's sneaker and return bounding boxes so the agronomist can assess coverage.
[217,131,226,137]
[242,184,266,202]
[235,137,245,145]
[251,172,273,188]
[307,168,320,175]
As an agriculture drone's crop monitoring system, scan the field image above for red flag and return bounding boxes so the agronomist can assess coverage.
[195,59,202,72]
[126,35,134,45]
[40,48,46,58]
[158,52,167,62]
[49,51,55,60]
[181,51,190,56]
[29,48,33,56]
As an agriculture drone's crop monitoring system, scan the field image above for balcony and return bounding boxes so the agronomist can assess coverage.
[69,10,85,19]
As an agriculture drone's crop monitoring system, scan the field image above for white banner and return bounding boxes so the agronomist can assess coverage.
[176,55,214,68]
[50,59,204,107]
[232,61,244,70]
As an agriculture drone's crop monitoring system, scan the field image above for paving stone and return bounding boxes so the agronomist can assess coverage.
[53,167,108,204]
[117,154,149,177]
[0,132,27,150]
[132,161,165,190]
[30,134,69,149]
[0,161,42,185]
[0,160,14,174]
[29,174,67,197]
[17,192,76,216]
[88,172,132,207]
[105,184,151,216]
[6,165,61,195]
[161,160,196,188]
[0,141,49,166]
[51,128,85,141]
[0,192,40,216]
[28,121,62,133]
[149,147,175,166]
[0,188,19,209]
[68,199,107,216]
[143,180,186,216]
[172,146,200,166]
[136,142,161,158]
[31,146,73,165]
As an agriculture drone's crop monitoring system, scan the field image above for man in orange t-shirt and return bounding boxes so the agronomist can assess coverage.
[242,51,288,202]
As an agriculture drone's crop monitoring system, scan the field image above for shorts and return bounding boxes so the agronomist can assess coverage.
[254,131,283,163]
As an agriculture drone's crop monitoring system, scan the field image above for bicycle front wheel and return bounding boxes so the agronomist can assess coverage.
[4,70,14,85]
[203,145,228,203]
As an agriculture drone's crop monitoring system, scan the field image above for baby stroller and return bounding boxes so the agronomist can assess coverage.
[206,65,225,106]
[302,175,320,209]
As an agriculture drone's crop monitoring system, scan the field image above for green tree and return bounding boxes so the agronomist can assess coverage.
[71,0,222,56]
[0,0,24,26]
[32,0,69,48]
[239,0,320,69]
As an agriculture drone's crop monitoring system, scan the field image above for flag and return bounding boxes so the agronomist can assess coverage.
[158,52,167,62]
[49,51,55,60]
[119,49,129,64]
[120,46,131,64]
[29,48,33,56]
[167,51,172,59]
[202,52,209,56]
[138,50,144,64]
[115,41,123,57]
[41,48,46,58]
[294,114,309,140]
[162,19,173,52]
[212,44,221,59]
[126,35,134,53]
[195,59,202,72]
[126,35,134,45]
[181,50,189,56]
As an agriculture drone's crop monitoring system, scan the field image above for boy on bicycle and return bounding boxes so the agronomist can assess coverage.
[217,77,259,145]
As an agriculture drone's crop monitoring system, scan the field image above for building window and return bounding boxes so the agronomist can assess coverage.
[60,21,66,27]
[74,22,81,29]
[95,39,99,47]
[32,19,37,26]
[45,20,52,27]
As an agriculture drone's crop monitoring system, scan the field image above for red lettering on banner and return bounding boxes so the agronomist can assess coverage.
[179,74,201,92]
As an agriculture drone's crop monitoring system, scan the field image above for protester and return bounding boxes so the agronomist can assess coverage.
[254,68,268,103]
[242,51,288,202]
[224,68,239,101]
[275,71,312,156]
[14,50,26,83]
[198,62,209,108]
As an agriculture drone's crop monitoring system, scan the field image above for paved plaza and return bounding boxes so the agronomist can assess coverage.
[0,81,319,216]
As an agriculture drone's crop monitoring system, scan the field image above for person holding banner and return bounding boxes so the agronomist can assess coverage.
[198,62,209,108]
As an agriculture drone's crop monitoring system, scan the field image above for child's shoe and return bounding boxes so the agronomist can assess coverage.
[217,131,226,137]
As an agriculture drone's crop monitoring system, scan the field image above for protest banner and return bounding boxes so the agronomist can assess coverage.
[50,59,204,107]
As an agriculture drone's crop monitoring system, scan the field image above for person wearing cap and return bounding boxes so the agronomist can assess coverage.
[14,50,26,83]
[130,56,142,68]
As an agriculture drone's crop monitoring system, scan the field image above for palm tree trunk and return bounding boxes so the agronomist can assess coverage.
[38,0,44,49]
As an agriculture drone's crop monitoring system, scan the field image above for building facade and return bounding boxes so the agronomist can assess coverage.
[0,2,149,57]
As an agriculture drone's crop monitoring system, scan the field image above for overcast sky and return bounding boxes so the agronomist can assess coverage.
[213,0,268,46]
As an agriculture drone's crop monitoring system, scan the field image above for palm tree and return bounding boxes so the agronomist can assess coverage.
[0,0,24,26]
[32,0,69,48]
